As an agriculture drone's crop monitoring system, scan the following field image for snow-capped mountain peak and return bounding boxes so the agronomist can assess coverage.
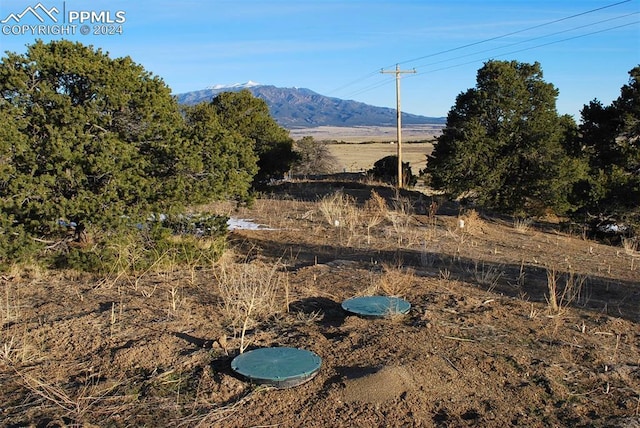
[207,80,261,90]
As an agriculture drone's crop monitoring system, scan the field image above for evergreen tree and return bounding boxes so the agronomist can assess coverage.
[576,66,640,231]
[426,60,586,215]
[0,40,186,236]
[0,40,256,256]
[369,156,417,187]
[181,103,258,203]
[210,90,299,185]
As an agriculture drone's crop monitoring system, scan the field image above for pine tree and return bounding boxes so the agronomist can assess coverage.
[576,65,640,232]
[0,41,258,265]
[426,60,586,216]
[180,103,258,203]
[211,90,299,185]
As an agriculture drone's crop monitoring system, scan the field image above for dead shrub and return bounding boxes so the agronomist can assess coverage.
[459,209,483,234]
[214,260,286,352]
[364,262,415,297]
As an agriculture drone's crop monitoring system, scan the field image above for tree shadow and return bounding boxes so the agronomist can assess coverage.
[230,175,639,322]
[228,232,640,324]
[268,175,459,215]
[173,331,215,349]
[289,296,346,327]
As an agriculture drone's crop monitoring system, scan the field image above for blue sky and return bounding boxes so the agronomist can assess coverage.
[1,0,639,119]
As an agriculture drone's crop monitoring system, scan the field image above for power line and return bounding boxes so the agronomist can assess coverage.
[329,0,634,98]
[327,70,381,95]
[409,20,639,78]
[340,12,640,97]
[389,0,633,69]
[342,14,639,100]
[342,77,393,99]
[409,12,639,72]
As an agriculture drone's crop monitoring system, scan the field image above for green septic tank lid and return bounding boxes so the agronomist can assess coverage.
[231,347,322,388]
[341,295,411,317]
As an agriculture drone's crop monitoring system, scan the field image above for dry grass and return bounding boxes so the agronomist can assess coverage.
[363,191,388,244]
[469,261,504,292]
[4,363,126,424]
[622,237,639,256]
[2,176,639,427]
[323,140,436,172]
[1,280,19,325]
[364,190,388,214]
[318,192,359,229]
[0,336,42,366]
[545,267,588,315]
[372,262,416,297]
[513,218,533,234]
[459,209,483,234]
[387,193,415,245]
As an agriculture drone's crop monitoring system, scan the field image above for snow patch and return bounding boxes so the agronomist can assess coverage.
[227,217,274,231]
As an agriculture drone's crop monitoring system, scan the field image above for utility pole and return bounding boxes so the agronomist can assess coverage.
[381,64,416,189]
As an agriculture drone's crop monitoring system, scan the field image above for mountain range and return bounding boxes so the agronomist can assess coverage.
[175,82,445,129]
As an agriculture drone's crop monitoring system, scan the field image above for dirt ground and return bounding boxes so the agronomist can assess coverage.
[1,177,639,427]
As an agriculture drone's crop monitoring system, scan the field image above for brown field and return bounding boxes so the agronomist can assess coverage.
[1,156,639,426]
[288,125,442,143]
[289,125,441,172]
[328,142,435,172]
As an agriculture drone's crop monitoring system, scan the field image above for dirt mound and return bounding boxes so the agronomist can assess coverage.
[341,365,417,404]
